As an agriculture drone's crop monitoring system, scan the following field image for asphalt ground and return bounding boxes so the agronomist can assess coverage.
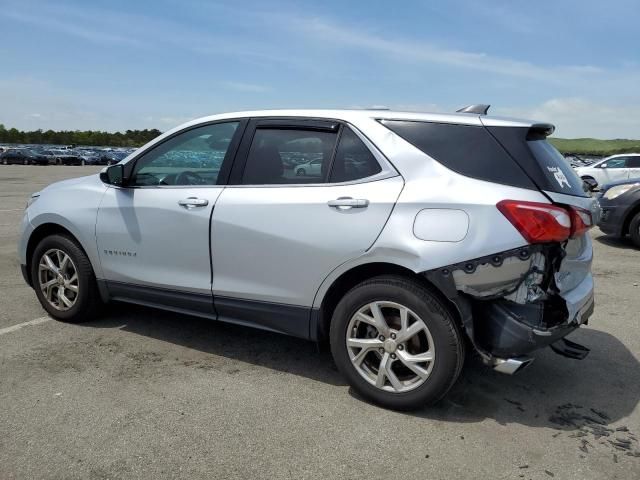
[1,166,638,479]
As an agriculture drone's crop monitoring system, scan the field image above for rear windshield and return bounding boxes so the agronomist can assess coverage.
[527,140,586,196]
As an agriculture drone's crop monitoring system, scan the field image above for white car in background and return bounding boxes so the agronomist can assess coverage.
[575,153,640,189]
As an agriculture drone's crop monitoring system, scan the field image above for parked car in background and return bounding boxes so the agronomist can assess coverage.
[597,177,640,248]
[51,150,83,166]
[0,149,49,165]
[19,107,598,410]
[99,150,129,165]
[575,153,640,190]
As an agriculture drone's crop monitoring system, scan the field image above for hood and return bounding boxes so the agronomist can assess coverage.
[600,177,640,192]
[40,174,103,194]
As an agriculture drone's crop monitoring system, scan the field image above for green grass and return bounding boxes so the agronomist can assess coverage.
[549,138,640,156]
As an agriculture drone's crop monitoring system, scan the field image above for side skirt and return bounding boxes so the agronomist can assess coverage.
[103,281,315,340]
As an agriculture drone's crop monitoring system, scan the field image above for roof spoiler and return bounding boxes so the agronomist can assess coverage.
[527,123,555,139]
[456,104,490,115]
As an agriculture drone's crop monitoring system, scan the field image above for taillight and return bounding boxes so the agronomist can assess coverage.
[568,206,593,238]
[497,200,593,243]
[497,200,571,243]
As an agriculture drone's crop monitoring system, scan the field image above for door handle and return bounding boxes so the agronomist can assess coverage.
[178,197,209,208]
[328,197,369,209]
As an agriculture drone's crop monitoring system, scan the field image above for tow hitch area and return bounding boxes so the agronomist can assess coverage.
[550,338,590,360]
[424,242,593,368]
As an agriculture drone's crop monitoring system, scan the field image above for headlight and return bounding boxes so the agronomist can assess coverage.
[603,183,640,200]
[26,193,40,209]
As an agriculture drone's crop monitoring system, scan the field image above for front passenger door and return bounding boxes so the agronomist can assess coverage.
[96,121,244,314]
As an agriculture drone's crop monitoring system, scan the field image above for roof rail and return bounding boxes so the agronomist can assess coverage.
[456,104,490,115]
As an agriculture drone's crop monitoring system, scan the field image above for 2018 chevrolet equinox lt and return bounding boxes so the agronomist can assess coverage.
[19,106,600,410]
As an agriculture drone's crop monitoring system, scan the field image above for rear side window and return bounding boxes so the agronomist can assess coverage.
[329,128,381,183]
[242,129,338,184]
[628,157,640,168]
[380,120,535,189]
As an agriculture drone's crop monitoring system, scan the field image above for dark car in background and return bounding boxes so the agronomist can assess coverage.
[51,150,84,165]
[597,178,640,248]
[0,149,49,165]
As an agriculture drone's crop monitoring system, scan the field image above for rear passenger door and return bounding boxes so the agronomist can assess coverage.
[210,118,403,337]
[627,156,640,180]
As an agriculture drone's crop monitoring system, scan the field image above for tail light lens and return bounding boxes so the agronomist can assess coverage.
[568,206,593,238]
[497,200,593,243]
[497,200,571,243]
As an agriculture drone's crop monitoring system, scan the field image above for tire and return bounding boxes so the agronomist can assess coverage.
[31,234,102,323]
[23,159,29,165]
[629,212,640,249]
[330,275,465,410]
[2,158,7,165]
[296,168,306,176]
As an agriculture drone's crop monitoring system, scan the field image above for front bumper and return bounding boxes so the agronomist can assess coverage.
[597,200,628,236]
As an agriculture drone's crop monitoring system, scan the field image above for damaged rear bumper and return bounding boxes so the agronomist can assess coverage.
[424,242,595,370]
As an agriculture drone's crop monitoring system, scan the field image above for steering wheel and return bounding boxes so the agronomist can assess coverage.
[175,170,205,185]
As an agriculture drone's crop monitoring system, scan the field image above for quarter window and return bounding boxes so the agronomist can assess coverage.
[130,122,239,186]
[242,128,338,184]
[329,128,381,182]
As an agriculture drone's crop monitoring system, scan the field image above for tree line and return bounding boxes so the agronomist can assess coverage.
[0,124,162,147]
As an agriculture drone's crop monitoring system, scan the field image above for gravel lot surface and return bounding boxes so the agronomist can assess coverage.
[1,166,639,479]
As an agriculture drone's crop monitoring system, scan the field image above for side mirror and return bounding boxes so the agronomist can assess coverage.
[100,164,125,186]
[600,163,607,169]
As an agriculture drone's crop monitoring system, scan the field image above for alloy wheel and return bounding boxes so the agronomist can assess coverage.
[346,301,436,393]
[38,249,79,311]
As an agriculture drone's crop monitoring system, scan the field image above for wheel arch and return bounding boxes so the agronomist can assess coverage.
[622,201,640,236]
[26,223,91,286]
[313,261,462,342]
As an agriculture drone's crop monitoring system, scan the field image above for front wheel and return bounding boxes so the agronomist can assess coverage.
[31,234,102,322]
[330,275,465,410]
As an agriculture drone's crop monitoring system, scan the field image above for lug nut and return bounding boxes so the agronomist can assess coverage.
[398,345,404,350]
[391,353,396,359]
[379,335,385,341]
[378,348,384,354]
[390,333,397,340]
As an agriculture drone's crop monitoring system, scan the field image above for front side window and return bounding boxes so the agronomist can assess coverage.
[600,157,628,169]
[131,122,239,186]
[242,128,337,184]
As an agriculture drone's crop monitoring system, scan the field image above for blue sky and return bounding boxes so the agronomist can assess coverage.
[1,0,639,138]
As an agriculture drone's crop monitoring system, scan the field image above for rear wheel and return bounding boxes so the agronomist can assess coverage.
[296,168,306,176]
[330,275,464,410]
[629,212,640,248]
[31,234,102,322]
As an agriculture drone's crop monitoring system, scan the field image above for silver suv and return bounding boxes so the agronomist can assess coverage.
[18,107,599,410]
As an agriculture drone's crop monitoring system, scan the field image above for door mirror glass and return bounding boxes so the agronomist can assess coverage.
[100,164,124,186]
[600,163,607,168]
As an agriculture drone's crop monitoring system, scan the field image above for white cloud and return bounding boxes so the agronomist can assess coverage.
[495,98,640,139]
